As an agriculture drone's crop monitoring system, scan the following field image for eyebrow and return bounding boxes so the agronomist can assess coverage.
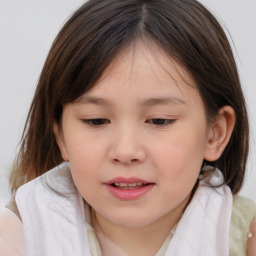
[138,96,186,107]
[75,96,186,107]
[75,96,114,106]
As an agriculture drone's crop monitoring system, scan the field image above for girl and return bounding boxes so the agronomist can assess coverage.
[1,0,256,255]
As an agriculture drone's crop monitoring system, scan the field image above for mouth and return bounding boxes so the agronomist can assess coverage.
[104,177,154,200]
[110,182,150,190]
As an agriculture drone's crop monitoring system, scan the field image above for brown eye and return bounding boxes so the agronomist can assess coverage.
[82,119,110,126]
[148,119,176,126]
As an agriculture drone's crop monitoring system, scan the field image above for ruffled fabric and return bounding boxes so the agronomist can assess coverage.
[164,169,233,256]
[14,163,255,255]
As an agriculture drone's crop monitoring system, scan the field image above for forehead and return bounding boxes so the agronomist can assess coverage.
[77,41,201,106]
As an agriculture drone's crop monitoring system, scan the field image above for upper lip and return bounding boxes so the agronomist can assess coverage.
[104,177,153,185]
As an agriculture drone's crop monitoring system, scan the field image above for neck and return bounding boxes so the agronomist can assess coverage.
[91,196,189,256]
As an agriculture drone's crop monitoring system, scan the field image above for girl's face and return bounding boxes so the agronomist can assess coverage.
[55,43,213,229]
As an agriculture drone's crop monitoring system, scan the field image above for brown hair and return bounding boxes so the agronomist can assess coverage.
[10,0,249,194]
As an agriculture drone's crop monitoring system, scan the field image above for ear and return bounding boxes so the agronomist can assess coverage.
[203,106,236,162]
[53,121,69,161]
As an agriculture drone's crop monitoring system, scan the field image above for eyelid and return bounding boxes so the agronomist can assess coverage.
[146,118,177,126]
[81,118,110,126]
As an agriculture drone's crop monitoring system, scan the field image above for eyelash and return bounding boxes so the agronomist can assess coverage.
[82,119,110,126]
[146,119,176,126]
[81,118,176,127]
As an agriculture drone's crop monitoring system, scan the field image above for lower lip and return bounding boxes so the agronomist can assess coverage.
[105,184,154,200]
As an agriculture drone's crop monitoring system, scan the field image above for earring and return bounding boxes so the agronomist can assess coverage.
[248,216,256,238]
[248,232,253,238]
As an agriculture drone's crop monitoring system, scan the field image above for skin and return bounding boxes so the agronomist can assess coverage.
[53,42,251,255]
[248,217,256,255]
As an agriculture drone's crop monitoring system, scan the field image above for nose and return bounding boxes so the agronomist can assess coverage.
[108,126,146,165]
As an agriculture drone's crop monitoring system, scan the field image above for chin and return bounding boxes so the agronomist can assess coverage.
[107,212,159,228]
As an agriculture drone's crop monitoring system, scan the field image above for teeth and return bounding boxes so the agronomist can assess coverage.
[114,182,143,187]
[128,183,142,187]
[113,182,148,189]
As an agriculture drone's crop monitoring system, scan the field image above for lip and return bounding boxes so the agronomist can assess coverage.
[104,177,154,200]
[105,176,152,184]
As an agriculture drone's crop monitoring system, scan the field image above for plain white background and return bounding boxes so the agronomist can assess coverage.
[0,0,255,206]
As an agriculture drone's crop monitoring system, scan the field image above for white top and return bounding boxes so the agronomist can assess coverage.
[0,204,174,256]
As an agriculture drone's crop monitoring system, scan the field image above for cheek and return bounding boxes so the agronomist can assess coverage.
[65,129,106,164]
[153,142,201,204]
[65,137,105,191]
[69,151,101,204]
[153,135,205,170]
[151,128,206,188]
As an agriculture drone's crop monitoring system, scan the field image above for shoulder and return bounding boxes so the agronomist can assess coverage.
[0,207,25,256]
[229,195,256,256]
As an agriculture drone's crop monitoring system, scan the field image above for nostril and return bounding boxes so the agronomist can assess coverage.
[112,158,139,164]
[109,146,146,165]
[113,158,139,163]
